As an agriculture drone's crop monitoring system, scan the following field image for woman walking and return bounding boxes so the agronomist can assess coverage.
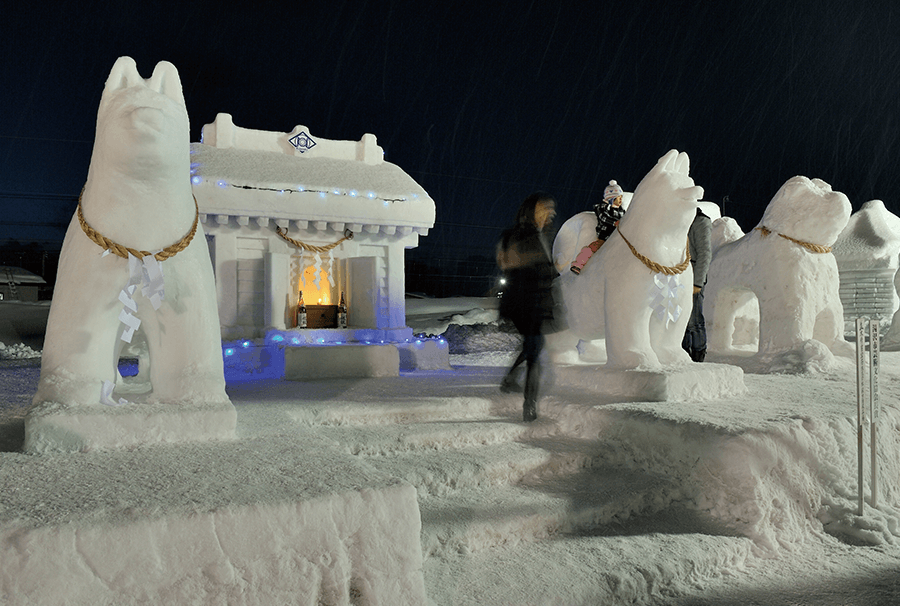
[496,192,557,422]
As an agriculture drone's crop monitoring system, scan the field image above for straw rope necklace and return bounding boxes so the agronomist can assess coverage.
[754,226,832,254]
[617,227,691,275]
[77,188,199,260]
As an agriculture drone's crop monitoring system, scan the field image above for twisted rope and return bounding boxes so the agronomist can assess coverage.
[275,226,353,252]
[77,189,199,261]
[617,228,691,275]
[755,226,832,253]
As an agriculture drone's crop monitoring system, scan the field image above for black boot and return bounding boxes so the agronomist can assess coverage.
[523,360,540,422]
[523,399,537,422]
[500,375,523,393]
[691,348,706,363]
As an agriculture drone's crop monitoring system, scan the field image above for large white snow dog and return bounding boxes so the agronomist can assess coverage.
[33,57,227,408]
[556,150,703,369]
[705,176,853,365]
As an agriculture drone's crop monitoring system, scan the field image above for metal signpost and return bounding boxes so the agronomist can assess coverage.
[855,318,880,516]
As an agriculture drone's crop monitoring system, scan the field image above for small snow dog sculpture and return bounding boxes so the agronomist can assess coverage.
[33,57,227,408]
[705,176,852,363]
[556,150,703,368]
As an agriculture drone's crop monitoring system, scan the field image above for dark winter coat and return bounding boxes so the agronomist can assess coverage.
[594,202,626,240]
[497,224,556,336]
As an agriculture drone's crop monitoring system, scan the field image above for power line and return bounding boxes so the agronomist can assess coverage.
[0,191,79,201]
[0,135,92,144]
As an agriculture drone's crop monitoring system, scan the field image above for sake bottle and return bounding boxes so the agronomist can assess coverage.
[296,291,307,328]
[338,291,348,328]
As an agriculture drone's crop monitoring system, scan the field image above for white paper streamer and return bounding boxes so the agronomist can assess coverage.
[327,251,336,288]
[649,273,684,327]
[141,255,165,310]
[100,380,128,406]
[113,252,166,343]
[299,254,308,289]
[312,252,323,289]
[118,286,138,312]
[118,307,142,342]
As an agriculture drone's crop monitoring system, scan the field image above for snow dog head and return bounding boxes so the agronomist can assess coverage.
[556,150,703,368]
[759,176,851,249]
[704,176,852,372]
[29,58,232,452]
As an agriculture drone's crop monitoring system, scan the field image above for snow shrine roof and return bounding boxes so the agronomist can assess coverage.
[833,199,900,268]
[190,114,435,236]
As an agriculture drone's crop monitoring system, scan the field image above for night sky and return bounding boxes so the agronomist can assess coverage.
[3,1,900,293]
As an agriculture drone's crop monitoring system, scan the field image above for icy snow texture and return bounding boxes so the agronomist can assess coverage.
[32,57,229,417]
[3,300,900,604]
[0,341,40,360]
[555,150,703,368]
[705,176,853,372]
[1,433,427,605]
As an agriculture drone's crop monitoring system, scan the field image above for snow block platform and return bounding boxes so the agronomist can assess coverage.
[0,432,427,606]
[397,338,451,371]
[23,399,237,454]
[285,343,400,380]
[552,362,746,401]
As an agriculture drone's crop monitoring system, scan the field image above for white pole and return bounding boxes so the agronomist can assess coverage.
[870,320,880,508]
[856,318,865,516]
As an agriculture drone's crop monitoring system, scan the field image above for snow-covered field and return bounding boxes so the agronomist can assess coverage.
[2,298,900,604]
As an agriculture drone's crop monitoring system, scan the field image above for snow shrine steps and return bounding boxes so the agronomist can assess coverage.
[314,413,684,557]
[277,370,755,604]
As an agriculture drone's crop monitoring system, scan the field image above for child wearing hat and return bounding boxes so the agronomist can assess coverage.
[570,180,626,274]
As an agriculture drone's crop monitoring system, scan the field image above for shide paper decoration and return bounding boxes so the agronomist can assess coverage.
[650,273,685,327]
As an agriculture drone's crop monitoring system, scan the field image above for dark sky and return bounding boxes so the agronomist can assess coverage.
[3,0,900,288]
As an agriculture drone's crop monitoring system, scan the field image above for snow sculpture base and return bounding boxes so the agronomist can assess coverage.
[1,434,427,606]
[397,339,451,371]
[285,343,400,379]
[553,362,746,401]
[23,399,237,454]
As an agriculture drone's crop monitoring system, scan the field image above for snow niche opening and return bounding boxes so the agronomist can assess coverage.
[707,286,760,353]
[115,330,151,392]
[288,251,342,328]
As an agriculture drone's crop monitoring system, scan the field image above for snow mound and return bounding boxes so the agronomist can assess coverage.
[443,322,521,354]
[0,341,40,360]
[408,305,501,337]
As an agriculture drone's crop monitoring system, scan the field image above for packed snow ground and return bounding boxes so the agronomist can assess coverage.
[2,298,900,604]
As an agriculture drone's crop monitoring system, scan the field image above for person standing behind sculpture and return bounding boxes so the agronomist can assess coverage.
[682,207,712,362]
[496,192,557,422]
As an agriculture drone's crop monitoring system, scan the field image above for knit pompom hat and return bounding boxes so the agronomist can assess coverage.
[603,180,623,203]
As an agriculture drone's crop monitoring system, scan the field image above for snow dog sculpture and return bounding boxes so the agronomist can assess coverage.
[32,57,228,409]
[705,176,853,367]
[556,150,703,368]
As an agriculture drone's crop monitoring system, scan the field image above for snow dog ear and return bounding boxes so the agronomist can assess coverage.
[148,61,185,107]
[103,56,143,95]
[652,149,704,203]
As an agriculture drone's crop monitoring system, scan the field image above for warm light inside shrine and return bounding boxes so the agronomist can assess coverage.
[299,265,332,305]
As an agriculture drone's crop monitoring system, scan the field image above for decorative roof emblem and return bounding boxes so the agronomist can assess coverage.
[289,131,317,153]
